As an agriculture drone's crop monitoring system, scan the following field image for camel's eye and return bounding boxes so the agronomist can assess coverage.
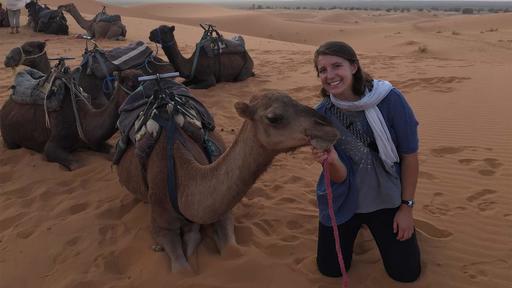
[266,113,284,125]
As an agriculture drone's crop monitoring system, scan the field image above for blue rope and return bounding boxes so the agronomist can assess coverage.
[103,75,116,94]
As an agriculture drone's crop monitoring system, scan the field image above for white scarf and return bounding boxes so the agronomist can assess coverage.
[330,80,399,170]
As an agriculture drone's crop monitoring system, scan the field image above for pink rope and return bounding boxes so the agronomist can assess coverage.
[323,152,349,288]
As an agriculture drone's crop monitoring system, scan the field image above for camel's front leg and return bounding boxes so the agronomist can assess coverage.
[106,26,124,41]
[188,75,216,89]
[44,140,79,170]
[182,222,201,258]
[213,212,240,256]
[151,223,191,273]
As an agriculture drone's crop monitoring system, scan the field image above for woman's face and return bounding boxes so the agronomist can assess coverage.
[316,55,357,99]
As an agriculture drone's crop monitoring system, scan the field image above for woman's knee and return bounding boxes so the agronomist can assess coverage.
[316,257,351,278]
[386,262,421,282]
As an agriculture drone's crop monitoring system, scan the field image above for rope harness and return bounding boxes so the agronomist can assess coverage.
[322,150,349,288]
[17,46,47,66]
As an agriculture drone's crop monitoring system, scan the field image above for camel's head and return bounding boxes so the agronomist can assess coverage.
[4,41,46,68]
[113,69,144,104]
[235,91,339,153]
[149,25,176,46]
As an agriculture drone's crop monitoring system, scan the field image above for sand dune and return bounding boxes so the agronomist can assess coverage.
[1,1,511,288]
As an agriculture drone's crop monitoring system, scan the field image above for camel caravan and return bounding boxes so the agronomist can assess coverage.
[0,11,333,272]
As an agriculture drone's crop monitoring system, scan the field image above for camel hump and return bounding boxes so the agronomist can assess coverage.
[10,68,66,111]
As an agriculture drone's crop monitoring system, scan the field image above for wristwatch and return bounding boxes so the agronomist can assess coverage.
[401,199,415,208]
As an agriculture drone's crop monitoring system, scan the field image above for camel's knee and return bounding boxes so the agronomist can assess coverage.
[44,141,78,170]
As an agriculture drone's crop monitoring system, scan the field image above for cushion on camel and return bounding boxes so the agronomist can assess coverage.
[10,68,65,111]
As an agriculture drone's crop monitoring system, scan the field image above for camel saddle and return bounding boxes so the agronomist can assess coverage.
[81,41,153,79]
[93,6,122,23]
[113,79,221,219]
[10,68,66,111]
[199,35,247,57]
[37,9,68,33]
[114,78,219,166]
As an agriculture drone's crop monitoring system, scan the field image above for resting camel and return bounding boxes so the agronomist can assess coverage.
[25,0,68,35]
[0,69,141,170]
[149,25,254,89]
[58,3,126,40]
[116,90,339,272]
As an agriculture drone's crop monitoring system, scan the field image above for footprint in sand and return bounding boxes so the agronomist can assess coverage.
[422,192,468,217]
[430,145,467,157]
[458,157,503,176]
[414,218,453,240]
[466,189,498,213]
[418,170,441,182]
[461,259,509,281]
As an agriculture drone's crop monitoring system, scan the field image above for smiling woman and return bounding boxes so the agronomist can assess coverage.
[310,41,421,283]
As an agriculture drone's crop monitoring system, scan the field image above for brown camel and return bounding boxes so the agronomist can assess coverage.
[149,25,255,89]
[0,69,141,170]
[58,3,126,40]
[115,90,339,272]
[4,41,51,74]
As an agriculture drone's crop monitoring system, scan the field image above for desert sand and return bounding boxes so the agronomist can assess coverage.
[0,1,511,287]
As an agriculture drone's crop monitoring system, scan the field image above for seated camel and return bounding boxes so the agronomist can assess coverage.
[149,25,255,89]
[58,3,126,40]
[0,63,141,170]
[25,0,68,35]
[114,84,339,272]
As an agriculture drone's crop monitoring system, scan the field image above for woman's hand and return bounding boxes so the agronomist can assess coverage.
[311,146,339,165]
[311,146,347,183]
[393,205,415,241]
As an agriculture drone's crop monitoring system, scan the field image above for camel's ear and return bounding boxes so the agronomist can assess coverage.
[235,101,255,120]
[170,26,175,33]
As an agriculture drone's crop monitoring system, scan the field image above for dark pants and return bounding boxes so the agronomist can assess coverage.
[316,207,421,282]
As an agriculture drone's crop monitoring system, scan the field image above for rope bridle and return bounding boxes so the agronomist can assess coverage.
[17,46,47,66]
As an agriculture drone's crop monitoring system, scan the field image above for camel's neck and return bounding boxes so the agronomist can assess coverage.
[26,55,51,75]
[66,5,93,31]
[161,38,192,79]
[176,122,277,224]
[77,88,124,145]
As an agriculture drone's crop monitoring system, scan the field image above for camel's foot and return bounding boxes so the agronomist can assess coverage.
[3,140,21,149]
[65,160,82,171]
[187,77,216,89]
[44,141,79,171]
[171,260,194,275]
